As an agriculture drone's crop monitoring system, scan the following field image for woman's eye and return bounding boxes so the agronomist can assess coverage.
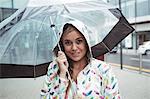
[64,41,72,46]
[76,39,83,44]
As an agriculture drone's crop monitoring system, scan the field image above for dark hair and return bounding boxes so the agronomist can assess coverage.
[54,23,90,78]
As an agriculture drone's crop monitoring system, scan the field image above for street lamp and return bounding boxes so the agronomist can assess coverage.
[119,0,123,70]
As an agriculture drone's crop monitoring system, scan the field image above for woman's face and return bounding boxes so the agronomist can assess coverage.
[62,29,87,62]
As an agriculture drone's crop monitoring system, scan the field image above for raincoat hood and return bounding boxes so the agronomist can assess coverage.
[63,20,91,47]
[53,20,93,58]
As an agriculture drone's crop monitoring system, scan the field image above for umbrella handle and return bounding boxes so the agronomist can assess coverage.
[49,16,62,51]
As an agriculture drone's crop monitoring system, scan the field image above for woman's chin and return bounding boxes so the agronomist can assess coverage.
[70,57,81,62]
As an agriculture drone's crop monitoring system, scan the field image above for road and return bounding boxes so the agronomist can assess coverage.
[105,53,150,72]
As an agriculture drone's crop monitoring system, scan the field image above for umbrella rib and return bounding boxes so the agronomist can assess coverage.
[63,4,70,13]
[102,42,111,52]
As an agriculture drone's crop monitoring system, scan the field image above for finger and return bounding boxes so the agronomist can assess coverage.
[58,51,67,59]
[64,61,69,68]
[56,56,67,66]
[58,51,65,56]
[57,55,66,61]
[56,51,68,68]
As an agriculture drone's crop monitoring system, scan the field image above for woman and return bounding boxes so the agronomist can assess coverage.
[41,20,120,99]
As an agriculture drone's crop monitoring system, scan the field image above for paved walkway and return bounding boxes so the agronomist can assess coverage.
[112,66,150,99]
[0,66,149,99]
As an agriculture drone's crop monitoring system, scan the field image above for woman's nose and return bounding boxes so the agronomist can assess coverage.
[72,43,77,51]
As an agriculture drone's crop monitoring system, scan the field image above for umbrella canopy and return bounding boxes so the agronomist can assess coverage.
[0,0,134,77]
[92,8,134,57]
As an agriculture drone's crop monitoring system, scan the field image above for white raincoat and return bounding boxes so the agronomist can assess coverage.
[41,20,120,99]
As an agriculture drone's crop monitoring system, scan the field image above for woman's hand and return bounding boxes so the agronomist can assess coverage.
[56,51,69,78]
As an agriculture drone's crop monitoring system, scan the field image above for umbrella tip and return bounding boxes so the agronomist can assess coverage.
[50,24,55,28]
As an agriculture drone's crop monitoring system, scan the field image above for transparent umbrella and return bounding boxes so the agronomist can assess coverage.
[0,0,134,77]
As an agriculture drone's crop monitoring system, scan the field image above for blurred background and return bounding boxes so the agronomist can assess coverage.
[0,0,150,99]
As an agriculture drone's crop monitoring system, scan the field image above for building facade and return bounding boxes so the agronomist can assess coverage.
[107,0,150,49]
[0,0,28,22]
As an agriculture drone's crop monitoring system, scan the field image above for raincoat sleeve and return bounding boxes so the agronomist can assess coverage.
[101,63,120,99]
[40,61,69,98]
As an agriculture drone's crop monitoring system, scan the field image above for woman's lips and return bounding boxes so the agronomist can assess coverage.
[71,52,80,57]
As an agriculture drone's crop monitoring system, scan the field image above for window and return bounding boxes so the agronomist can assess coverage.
[137,0,149,17]
[0,8,17,22]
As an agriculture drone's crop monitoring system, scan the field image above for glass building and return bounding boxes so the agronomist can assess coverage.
[107,0,150,49]
[0,0,28,22]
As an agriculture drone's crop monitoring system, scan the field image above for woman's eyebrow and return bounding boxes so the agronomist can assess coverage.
[63,39,71,42]
[76,37,84,40]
